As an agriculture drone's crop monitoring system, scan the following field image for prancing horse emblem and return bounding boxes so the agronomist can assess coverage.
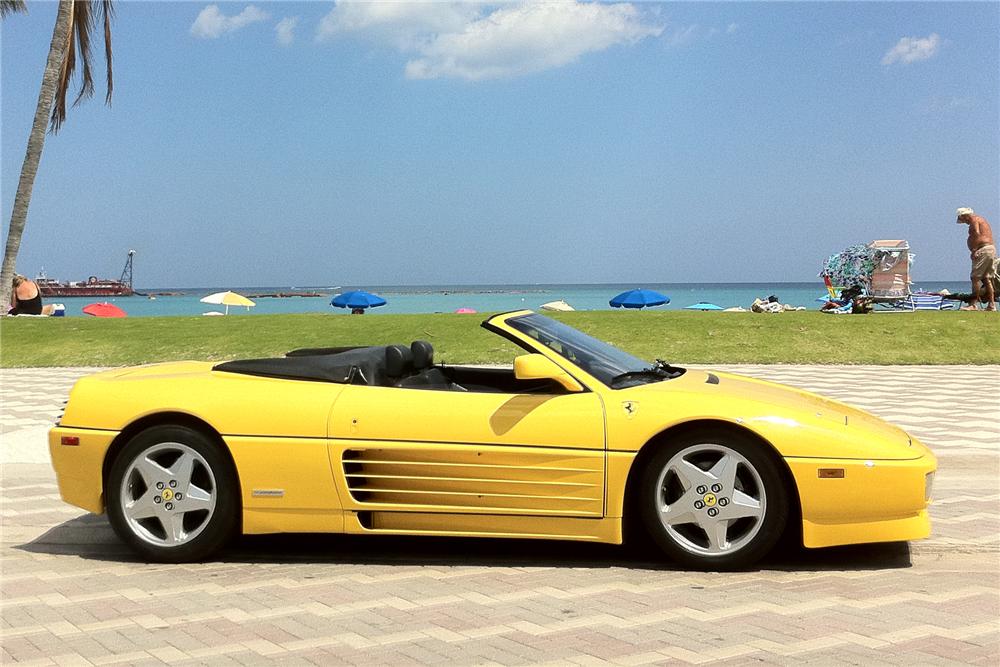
[622,401,638,418]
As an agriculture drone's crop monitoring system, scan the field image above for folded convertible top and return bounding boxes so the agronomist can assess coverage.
[213,346,387,385]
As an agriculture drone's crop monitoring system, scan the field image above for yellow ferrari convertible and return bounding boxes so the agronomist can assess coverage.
[49,310,936,567]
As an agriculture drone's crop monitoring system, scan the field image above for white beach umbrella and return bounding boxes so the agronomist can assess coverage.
[200,291,255,315]
[541,300,574,312]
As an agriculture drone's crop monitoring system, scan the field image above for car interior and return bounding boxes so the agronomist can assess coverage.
[213,341,571,394]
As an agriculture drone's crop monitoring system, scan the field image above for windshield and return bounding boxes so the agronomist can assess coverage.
[506,313,659,386]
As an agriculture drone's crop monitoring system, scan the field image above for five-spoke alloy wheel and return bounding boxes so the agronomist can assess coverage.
[107,425,238,562]
[639,430,788,569]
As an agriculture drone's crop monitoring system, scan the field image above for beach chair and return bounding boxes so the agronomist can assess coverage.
[868,240,911,300]
[902,294,943,311]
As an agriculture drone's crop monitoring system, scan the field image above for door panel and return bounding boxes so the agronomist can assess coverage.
[330,386,605,449]
[328,386,606,517]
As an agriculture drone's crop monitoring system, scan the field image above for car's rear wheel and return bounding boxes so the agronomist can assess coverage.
[638,430,788,569]
[107,425,238,562]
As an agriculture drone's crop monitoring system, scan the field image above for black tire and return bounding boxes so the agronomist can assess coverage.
[638,429,788,570]
[106,425,238,562]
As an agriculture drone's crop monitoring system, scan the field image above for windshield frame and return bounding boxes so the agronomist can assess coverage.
[497,312,658,388]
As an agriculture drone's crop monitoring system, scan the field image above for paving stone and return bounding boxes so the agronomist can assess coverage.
[2,365,998,664]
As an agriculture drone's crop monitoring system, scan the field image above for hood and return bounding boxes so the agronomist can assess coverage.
[626,368,915,459]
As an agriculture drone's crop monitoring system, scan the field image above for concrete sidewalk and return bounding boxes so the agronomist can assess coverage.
[2,365,998,665]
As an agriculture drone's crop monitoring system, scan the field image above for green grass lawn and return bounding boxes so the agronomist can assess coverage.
[1,310,998,367]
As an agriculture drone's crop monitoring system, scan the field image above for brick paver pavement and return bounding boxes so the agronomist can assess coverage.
[2,365,998,665]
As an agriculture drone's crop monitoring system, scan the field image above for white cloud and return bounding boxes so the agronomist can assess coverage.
[317,0,663,81]
[924,95,974,113]
[317,1,479,48]
[665,24,700,48]
[881,33,941,65]
[191,5,269,39]
[276,17,299,46]
[663,23,739,48]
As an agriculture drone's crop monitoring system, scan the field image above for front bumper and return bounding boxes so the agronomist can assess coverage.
[48,426,118,514]
[786,438,937,549]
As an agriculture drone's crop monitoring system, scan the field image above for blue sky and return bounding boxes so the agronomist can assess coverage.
[2,1,998,288]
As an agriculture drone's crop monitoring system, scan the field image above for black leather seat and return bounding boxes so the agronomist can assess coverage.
[410,341,433,371]
[398,341,465,391]
[384,344,413,385]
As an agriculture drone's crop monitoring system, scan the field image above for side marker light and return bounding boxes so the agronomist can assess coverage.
[60,436,80,446]
[817,468,845,479]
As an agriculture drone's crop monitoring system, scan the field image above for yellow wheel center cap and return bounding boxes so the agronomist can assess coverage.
[703,493,717,507]
[162,489,174,501]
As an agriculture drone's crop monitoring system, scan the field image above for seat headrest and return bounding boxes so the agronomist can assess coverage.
[385,345,413,377]
[411,340,434,370]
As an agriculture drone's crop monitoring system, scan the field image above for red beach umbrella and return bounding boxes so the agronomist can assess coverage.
[455,307,477,314]
[82,302,127,318]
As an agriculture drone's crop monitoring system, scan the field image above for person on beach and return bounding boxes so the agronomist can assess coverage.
[9,274,44,316]
[956,207,997,311]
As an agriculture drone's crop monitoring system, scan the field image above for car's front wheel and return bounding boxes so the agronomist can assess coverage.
[638,430,788,569]
[107,425,238,562]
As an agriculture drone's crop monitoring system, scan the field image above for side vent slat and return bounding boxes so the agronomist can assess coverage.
[349,487,596,502]
[343,473,597,488]
[342,448,603,516]
[346,459,596,473]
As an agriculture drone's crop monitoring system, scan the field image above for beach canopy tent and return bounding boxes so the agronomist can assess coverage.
[820,240,912,300]
[685,302,723,311]
[610,289,670,309]
[82,302,126,318]
[200,291,256,315]
[331,290,387,310]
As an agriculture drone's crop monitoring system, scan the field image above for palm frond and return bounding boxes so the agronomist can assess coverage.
[50,0,115,132]
[102,0,113,104]
[0,1,27,19]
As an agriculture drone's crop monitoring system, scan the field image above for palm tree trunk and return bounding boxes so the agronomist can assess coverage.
[1,0,73,309]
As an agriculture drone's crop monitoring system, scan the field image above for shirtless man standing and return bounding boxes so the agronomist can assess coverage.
[956,207,996,311]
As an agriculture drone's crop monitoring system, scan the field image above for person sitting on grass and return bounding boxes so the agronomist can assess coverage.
[9,274,44,315]
[8,274,57,316]
[956,207,997,311]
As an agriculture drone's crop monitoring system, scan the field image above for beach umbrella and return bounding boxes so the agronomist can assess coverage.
[82,302,127,318]
[200,291,255,315]
[684,302,723,311]
[331,290,387,310]
[609,289,670,309]
[541,300,574,312]
[455,307,477,314]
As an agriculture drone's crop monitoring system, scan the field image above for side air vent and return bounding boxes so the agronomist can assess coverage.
[342,448,603,517]
[705,373,719,385]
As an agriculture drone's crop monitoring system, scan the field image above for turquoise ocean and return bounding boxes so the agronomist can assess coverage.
[48,281,971,318]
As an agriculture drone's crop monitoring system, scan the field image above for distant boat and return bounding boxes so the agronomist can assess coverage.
[541,300,574,312]
[36,250,136,298]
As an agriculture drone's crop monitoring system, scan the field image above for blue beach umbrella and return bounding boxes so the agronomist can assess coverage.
[609,289,670,309]
[684,302,723,311]
[331,290,387,310]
